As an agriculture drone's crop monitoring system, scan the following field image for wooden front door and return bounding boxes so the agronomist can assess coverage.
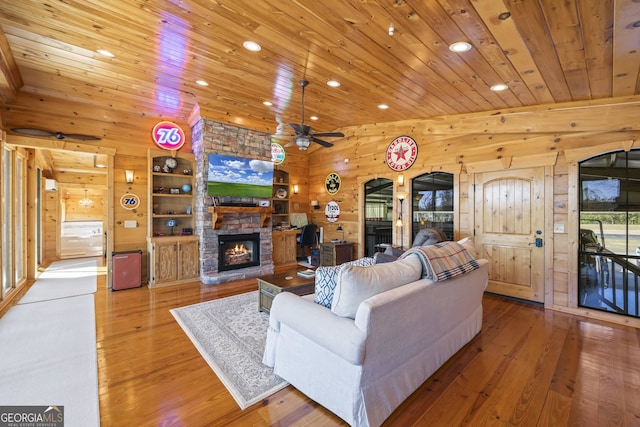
[474,168,545,302]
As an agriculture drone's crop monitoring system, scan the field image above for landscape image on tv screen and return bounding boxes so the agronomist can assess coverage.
[207,153,274,198]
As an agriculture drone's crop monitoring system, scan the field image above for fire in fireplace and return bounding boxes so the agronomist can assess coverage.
[218,233,261,271]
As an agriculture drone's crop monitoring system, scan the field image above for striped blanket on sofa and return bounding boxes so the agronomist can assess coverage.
[399,241,480,281]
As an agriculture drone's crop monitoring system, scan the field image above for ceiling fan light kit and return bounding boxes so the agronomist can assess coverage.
[287,80,344,150]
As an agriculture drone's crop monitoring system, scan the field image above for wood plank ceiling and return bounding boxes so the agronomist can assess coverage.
[0,0,639,179]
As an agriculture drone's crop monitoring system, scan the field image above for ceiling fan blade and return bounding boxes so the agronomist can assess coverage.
[11,128,56,138]
[312,132,344,138]
[288,122,303,134]
[62,133,102,141]
[311,136,334,148]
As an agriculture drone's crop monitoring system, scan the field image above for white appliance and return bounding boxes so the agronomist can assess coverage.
[60,221,104,258]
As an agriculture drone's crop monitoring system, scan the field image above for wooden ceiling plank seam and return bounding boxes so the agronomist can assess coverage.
[576,0,614,99]
[332,0,495,112]
[374,1,505,112]
[326,0,506,112]
[505,0,574,102]
[256,0,474,115]
[241,1,461,117]
[612,0,640,97]
[403,0,529,107]
[538,0,592,100]
[436,0,538,106]
[469,0,555,105]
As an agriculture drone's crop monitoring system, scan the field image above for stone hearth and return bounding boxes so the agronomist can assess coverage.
[192,119,275,284]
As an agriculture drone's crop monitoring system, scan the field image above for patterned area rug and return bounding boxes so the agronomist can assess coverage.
[170,291,288,409]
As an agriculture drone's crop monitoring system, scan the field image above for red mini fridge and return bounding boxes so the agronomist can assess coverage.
[111,250,142,291]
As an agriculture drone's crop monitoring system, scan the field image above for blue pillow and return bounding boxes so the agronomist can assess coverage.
[314,257,375,308]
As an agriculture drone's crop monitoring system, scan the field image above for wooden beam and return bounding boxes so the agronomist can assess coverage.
[0,24,23,104]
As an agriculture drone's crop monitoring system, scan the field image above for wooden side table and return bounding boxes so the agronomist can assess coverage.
[257,270,315,313]
[320,241,354,266]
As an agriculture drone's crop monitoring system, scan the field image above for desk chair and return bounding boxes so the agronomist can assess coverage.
[297,223,318,260]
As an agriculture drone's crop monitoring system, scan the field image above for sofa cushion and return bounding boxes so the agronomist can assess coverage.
[314,257,376,308]
[331,255,422,319]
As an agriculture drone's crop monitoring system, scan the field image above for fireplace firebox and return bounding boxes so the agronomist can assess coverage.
[218,233,261,271]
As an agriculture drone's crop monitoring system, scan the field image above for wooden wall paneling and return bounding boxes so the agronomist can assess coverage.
[113,154,148,280]
[42,189,58,263]
[307,100,640,325]
[544,164,555,306]
[566,160,580,310]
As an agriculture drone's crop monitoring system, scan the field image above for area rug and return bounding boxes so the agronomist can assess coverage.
[170,291,288,409]
[18,257,98,304]
[0,294,100,426]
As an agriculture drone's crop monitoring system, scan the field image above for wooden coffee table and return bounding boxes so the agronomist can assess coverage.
[257,270,315,313]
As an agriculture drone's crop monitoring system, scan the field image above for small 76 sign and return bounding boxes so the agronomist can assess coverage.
[120,193,141,210]
[152,121,186,150]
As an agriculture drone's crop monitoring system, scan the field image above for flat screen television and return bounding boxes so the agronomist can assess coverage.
[207,153,274,198]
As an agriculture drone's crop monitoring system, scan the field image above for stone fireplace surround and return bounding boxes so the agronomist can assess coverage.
[192,118,275,284]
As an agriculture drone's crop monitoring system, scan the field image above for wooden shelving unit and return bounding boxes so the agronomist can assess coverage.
[147,148,199,287]
[272,169,290,227]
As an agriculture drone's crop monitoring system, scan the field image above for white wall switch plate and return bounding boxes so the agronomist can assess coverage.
[553,223,565,233]
[124,220,137,228]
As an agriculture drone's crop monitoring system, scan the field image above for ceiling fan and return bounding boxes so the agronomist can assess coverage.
[281,80,344,150]
[10,128,102,141]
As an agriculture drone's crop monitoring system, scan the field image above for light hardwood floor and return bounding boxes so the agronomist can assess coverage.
[95,267,640,426]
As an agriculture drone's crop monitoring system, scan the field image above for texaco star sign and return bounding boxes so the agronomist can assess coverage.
[386,135,418,172]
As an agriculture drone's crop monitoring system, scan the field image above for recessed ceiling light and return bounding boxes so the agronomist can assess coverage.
[97,49,115,58]
[243,41,261,52]
[310,116,318,121]
[196,80,209,86]
[378,104,389,109]
[449,41,472,53]
[263,101,273,106]
[490,83,508,91]
[327,80,341,87]
[498,12,511,20]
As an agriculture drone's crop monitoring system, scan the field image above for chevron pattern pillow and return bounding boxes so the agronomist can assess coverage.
[314,257,375,308]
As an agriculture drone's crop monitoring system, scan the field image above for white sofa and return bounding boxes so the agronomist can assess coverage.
[263,244,489,427]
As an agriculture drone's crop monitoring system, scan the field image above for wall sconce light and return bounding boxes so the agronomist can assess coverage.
[396,193,406,249]
[311,200,320,210]
[398,174,404,186]
[125,169,135,184]
[336,223,345,242]
[293,184,299,194]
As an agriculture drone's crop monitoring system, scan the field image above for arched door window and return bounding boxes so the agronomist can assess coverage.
[579,150,640,318]
[363,178,393,257]
[411,172,454,242]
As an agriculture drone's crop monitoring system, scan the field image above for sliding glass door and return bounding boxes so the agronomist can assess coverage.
[2,146,12,295]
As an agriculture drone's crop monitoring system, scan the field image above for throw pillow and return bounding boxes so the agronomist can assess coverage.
[457,236,477,258]
[383,245,405,257]
[412,228,442,247]
[331,255,422,319]
[314,257,375,308]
